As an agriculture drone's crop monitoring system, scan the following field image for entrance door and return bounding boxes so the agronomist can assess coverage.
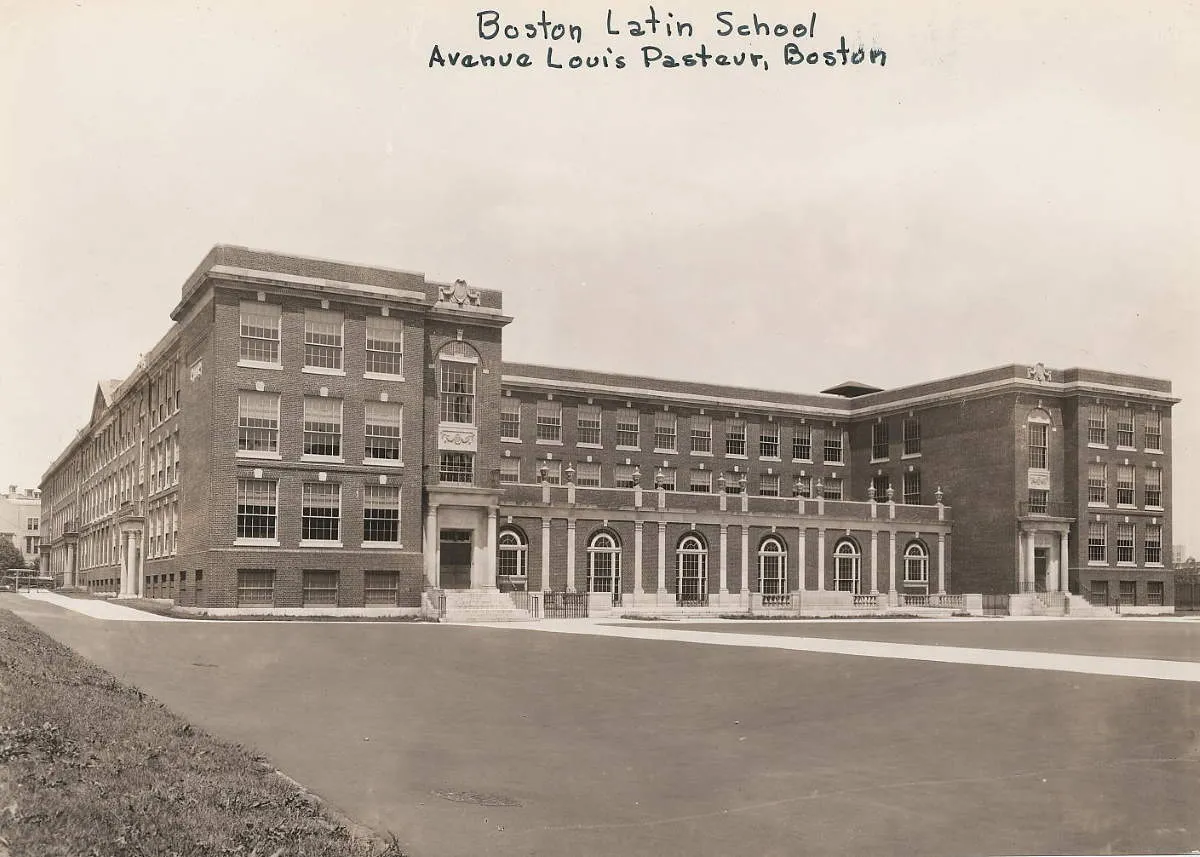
[1034,548,1049,592]
[440,530,473,589]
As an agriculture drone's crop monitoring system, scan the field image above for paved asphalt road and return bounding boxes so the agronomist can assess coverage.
[6,594,1200,857]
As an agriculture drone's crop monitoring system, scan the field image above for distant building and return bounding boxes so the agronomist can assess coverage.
[0,486,42,566]
[1174,545,1189,564]
[37,246,1180,614]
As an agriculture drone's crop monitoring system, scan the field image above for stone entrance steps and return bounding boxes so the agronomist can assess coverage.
[440,589,532,623]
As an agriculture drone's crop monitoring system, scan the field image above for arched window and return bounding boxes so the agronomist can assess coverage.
[496,528,527,591]
[833,538,861,594]
[758,536,787,595]
[587,532,621,602]
[676,534,708,605]
[903,541,929,592]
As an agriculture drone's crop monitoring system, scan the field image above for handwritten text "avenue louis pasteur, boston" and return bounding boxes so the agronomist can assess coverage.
[426,8,888,72]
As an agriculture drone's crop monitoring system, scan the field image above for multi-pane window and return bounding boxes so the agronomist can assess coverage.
[577,405,602,446]
[239,302,281,365]
[726,419,747,456]
[302,570,339,606]
[303,309,344,370]
[364,571,399,605]
[499,458,521,483]
[758,538,786,595]
[1147,580,1164,606]
[1087,464,1107,504]
[871,423,890,460]
[1087,521,1107,563]
[758,473,780,497]
[576,462,601,487]
[823,429,844,464]
[301,482,341,542]
[724,473,745,494]
[541,460,562,485]
[536,401,562,442]
[614,465,637,488]
[1116,523,1135,564]
[792,425,812,461]
[903,417,921,456]
[1028,422,1048,469]
[795,475,812,498]
[871,475,890,501]
[1116,409,1135,448]
[439,452,474,484]
[500,399,521,440]
[236,479,277,540]
[236,569,275,606]
[690,470,712,493]
[903,471,921,505]
[365,316,403,376]
[904,542,929,585]
[363,485,400,543]
[759,423,780,459]
[1119,580,1137,604]
[1028,489,1049,514]
[1087,406,1107,445]
[1144,469,1162,507]
[616,411,640,448]
[440,357,476,425]
[657,468,677,491]
[303,397,342,458]
[1116,465,1135,506]
[823,477,843,500]
[497,530,528,583]
[654,413,677,453]
[1145,524,1162,564]
[364,402,402,462]
[690,416,712,454]
[1145,411,1162,451]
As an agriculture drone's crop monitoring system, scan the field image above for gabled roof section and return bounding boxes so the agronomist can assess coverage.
[820,380,885,398]
[90,379,123,422]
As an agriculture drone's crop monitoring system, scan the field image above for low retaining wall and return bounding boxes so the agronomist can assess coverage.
[175,606,423,618]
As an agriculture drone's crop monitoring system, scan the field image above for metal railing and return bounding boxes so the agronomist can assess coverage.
[542,591,589,618]
[1017,501,1075,518]
[676,593,710,607]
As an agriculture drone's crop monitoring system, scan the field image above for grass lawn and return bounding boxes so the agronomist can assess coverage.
[0,608,404,857]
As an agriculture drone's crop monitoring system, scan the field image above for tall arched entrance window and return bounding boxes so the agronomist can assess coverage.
[903,540,929,594]
[676,534,708,605]
[497,528,528,592]
[834,538,861,594]
[587,531,622,605]
[758,536,787,595]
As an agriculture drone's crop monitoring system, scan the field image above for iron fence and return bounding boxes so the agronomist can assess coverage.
[542,591,589,618]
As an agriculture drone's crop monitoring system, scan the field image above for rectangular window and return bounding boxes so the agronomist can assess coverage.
[759,423,780,459]
[1116,409,1134,448]
[303,397,342,458]
[616,411,640,448]
[690,470,712,493]
[536,401,562,442]
[440,361,476,425]
[823,429,844,464]
[1028,423,1048,469]
[1145,524,1162,564]
[1028,489,1049,514]
[1147,580,1164,606]
[903,471,921,505]
[726,419,747,456]
[239,302,281,365]
[236,569,274,606]
[577,405,602,446]
[792,425,812,461]
[614,465,637,488]
[657,468,676,491]
[654,413,677,453]
[759,473,780,497]
[1087,464,1107,505]
[439,452,474,484]
[1144,469,1162,508]
[1119,580,1136,604]
[365,316,403,376]
[364,571,399,606]
[363,485,400,543]
[1087,406,1107,445]
[499,458,521,484]
[575,462,601,487]
[500,399,521,440]
[1116,523,1135,564]
[302,570,339,606]
[1145,411,1162,451]
[1088,521,1107,563]
[903,417,921,456]
[364,402,402,462]
[690,416,712,454]
[1116,465,1135,506]
[871,423,890,460]
[301,482,341,542]
[795,475,812,498]
[303,309,344,370]
[823,477,843,501]
[236,479,276,540]
[872,474,890,501]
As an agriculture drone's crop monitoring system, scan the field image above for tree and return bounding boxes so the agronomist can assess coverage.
[0,538,24,571]
[27,555,40,571]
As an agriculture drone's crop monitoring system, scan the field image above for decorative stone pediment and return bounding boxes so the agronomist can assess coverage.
[438,424,478,452]
[438,279,481,308]
[1027,363,1052,383]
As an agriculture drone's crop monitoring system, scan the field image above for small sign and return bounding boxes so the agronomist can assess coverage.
[1028,469,1051,490]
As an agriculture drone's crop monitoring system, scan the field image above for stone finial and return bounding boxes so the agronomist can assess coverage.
[565,464,576,484]
[718,474,727,491]
[868,484,876,501]
[886,486,895,502]
[632,466,641,486]
[935,486,944,505]
[539,463,549,482]
[654,469,665,489]
[739,474,747,489]
[815,477,825,498]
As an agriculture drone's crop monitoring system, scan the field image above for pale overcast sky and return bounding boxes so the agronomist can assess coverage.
[2,0,1197,549]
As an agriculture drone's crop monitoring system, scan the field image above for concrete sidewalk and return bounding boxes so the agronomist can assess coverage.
[19,590,180,621]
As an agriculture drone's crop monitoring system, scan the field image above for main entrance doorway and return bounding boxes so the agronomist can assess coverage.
[440,529,473,589]
[1034,548,1049,592]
